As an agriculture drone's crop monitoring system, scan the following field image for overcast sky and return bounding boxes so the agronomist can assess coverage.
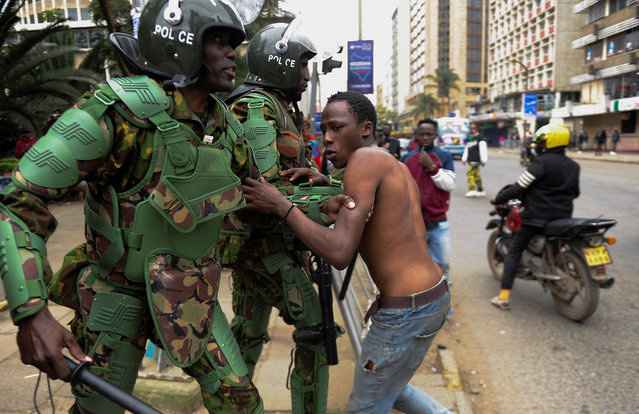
[281,0,398,105]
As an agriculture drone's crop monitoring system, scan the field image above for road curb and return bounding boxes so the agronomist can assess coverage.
[492,147,639,164]
[439,349,474,414]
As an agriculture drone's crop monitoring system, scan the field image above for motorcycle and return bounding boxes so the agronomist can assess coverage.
[486,199,617,321]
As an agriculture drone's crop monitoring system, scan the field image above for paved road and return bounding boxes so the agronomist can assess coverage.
[446,149,639,413]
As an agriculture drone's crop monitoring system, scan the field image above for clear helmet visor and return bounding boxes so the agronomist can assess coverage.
[222,0,264,25]
[276,18,344,64]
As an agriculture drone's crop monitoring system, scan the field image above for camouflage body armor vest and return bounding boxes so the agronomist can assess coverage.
[82,76,246,366]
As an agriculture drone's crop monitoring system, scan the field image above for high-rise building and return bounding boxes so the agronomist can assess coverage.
[403,0,489,119]
[390,1,411,130]
[552,0,638,151]
[15,0,107,50]
[471,0,582,144]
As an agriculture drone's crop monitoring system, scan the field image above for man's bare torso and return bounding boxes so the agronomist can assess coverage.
[344,147,443,297]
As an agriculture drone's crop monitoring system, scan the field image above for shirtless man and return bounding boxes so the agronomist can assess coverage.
[242,91,452,413]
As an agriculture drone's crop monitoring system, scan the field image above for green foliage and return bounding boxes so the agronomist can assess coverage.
[376,106,398,126]
[0,158,19,174]
[81,0,134,76]
[426,66,461,99]
[89,0,133,30]
[0,0,103,154]
[410,93,440,120]
[41,9,65,23]
[425,66,460,116]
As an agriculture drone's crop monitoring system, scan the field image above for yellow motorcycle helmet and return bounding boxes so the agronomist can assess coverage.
[532,123,570,152]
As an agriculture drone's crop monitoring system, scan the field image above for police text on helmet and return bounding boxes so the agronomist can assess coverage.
[153,24,194,45]
[268,55,295,67]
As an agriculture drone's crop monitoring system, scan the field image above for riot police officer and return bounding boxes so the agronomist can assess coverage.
[219,20,339,413]
[0,0,263,412]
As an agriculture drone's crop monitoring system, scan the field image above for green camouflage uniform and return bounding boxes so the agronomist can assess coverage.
[0,80,262,413]
[218,88,333,413]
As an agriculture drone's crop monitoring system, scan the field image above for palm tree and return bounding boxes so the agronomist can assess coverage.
[410,92,440,120]
[426,67,460,116]
[0,0,102,140]
[376,105,398,126]
[85,0,135,77]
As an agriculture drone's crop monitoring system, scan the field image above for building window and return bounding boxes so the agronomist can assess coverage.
[608,0,627,13]
[585,40,604,63]
[67,8,78,21]
[586,1,606,23]
[605,73,639,100]
[467,73,481,82]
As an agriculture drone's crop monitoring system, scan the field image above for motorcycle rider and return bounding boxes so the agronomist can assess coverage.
[0,0,264,412]
[490,124,580,310]
[218,21,339,413]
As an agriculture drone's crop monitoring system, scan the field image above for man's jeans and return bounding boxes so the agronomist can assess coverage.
[426,220,451,279]
[347,290,452,414]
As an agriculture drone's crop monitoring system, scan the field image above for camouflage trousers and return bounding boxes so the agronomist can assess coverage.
[466,164,484,192]
[50,245,262,414]
[229,251,328,413]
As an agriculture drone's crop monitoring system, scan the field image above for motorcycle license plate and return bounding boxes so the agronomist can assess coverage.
[583,246,612,267]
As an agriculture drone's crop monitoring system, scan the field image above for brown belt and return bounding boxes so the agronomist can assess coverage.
[364,276,448,323]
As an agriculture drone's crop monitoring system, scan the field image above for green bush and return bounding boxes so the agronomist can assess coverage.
[0,158,19,174]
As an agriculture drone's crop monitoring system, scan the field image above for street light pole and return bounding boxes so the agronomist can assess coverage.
[512,59,528,91]
[512,59,530,136]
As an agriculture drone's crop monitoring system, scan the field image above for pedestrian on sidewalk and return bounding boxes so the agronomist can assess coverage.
[595,129,606,156]
[462,123,488,197]
[610,127,620,155]
[14,126,37,159]
[0,1,265,412]
[577,129,588,153]
[241,91,452,414]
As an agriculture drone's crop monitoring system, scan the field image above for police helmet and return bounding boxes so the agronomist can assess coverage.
[245,20,317,93]
[532,124,570,153]
[134,0,245,85]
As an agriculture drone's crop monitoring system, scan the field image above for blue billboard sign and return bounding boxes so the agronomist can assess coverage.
[523,94,538,115]
[347,40,374,94]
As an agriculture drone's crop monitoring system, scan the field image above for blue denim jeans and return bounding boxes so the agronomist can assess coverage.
[426,220,451,280]
[347,287,452,414]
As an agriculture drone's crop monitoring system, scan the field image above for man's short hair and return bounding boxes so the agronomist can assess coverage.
[417,118,437,130]
[326,91,377,131]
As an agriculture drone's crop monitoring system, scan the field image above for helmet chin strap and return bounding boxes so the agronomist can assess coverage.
[292,100,306,169]
[163,74,192,91]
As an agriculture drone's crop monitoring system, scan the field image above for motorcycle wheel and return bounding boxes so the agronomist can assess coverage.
[551,251,599,322]
[486,230,509,281]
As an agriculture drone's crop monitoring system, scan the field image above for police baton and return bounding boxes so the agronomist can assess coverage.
[64,356,163,414]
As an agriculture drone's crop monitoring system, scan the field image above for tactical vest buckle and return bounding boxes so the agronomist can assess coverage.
[93,90,116,106]
[247,100,265,109]
[156,119,180,132]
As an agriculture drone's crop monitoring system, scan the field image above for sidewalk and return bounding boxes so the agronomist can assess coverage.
[0,200,473,414]
[493,146,639,164]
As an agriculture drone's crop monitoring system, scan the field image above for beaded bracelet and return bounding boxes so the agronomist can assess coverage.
[281,203,297,224]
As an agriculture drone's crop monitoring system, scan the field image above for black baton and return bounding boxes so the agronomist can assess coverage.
[64,356,163,414]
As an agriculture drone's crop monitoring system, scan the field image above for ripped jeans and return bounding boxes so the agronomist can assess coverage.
[347,291,452,414]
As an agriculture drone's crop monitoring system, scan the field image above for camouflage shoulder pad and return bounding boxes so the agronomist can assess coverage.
[17,105,111,189]
[106,76,171,120]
